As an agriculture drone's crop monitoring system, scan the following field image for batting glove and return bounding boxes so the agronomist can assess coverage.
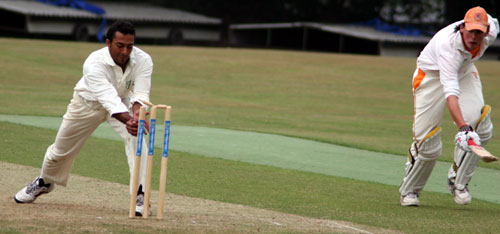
[455,125,481,152]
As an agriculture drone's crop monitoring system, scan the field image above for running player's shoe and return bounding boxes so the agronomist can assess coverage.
[400,193,420,206]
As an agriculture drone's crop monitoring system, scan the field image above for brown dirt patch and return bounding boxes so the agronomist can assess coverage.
[0,162,399,233]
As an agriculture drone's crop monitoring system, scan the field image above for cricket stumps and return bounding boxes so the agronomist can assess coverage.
[129,103,172,219]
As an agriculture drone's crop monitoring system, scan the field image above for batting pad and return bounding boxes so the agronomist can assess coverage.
[400,127,442,196]
[451,105,493,190]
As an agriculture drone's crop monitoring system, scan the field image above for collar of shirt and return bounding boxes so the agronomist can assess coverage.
[455,30,468,53]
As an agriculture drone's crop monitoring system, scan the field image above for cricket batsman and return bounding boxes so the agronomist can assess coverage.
[14,21,154,216]
[399,6,499,206]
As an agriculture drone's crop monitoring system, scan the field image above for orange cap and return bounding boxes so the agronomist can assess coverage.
[464,6,488,32]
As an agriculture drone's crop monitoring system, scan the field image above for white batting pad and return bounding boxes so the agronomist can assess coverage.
[400,128,442,196]
[451,105,493,190]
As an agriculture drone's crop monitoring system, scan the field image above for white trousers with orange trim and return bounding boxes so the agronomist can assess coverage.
[40,92,149,195]
[400,65,488,196]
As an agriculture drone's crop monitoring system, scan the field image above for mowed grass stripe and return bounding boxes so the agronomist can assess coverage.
[2,114,500,204]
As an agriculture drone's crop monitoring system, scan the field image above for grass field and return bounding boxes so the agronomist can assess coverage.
[1,37,500,233]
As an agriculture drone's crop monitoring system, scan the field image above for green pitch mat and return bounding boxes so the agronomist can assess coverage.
[2,114,500,204]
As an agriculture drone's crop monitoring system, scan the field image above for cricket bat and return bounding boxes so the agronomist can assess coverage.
[468,139,498,162]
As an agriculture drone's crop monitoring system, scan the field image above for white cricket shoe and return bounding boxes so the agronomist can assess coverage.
[14,176,55,203]
[400,193,420,206]
[448,177,471,205]
[135,185,152,217]
[454,188,471,205]
[135,193,152,217]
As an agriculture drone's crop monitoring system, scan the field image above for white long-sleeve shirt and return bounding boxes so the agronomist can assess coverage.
[417,14,499,98]
[74,46,153,116]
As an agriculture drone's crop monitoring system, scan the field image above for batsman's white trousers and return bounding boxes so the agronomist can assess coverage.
[413,65,484,144]
[40,92,149,195]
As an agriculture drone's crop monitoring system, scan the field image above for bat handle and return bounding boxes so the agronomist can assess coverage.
[467,139,476,146]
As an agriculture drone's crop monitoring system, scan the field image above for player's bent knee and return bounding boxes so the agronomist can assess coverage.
[418,127,442,160]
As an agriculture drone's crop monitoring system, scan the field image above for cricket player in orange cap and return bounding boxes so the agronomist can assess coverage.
[400,6,498,206]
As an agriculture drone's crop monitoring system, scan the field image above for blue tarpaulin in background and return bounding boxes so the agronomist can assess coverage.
[356,18,433,37]
[36,0,107,42]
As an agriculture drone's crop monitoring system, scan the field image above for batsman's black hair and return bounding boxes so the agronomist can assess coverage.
[106,21,135,42]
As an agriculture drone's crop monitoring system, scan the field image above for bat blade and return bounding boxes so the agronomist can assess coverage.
[468,139,498,162]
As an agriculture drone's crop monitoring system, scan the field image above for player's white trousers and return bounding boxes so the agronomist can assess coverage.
[40,92,149,195]
[401,65,485,195]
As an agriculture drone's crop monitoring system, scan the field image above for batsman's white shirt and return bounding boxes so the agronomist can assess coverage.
[74,46,153,114]
[41,46,153,194]
[412,15,498,142]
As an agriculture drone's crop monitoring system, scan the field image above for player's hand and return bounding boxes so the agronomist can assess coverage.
[126,118,139,136]
[129,107,149,136]
[455,125,480,152]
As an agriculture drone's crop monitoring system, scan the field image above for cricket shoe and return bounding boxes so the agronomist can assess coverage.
[14,176,55,203]
[400,193,419,206]
[135,193,152,217]
[448,177,471,205]
[135,185,152,217]
[454,188,471,205]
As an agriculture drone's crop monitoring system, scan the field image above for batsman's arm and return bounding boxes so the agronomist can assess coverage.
[446,95,468,129]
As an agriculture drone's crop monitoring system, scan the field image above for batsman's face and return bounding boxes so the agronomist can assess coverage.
[107,31,134,68]
[460,25,487,50]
